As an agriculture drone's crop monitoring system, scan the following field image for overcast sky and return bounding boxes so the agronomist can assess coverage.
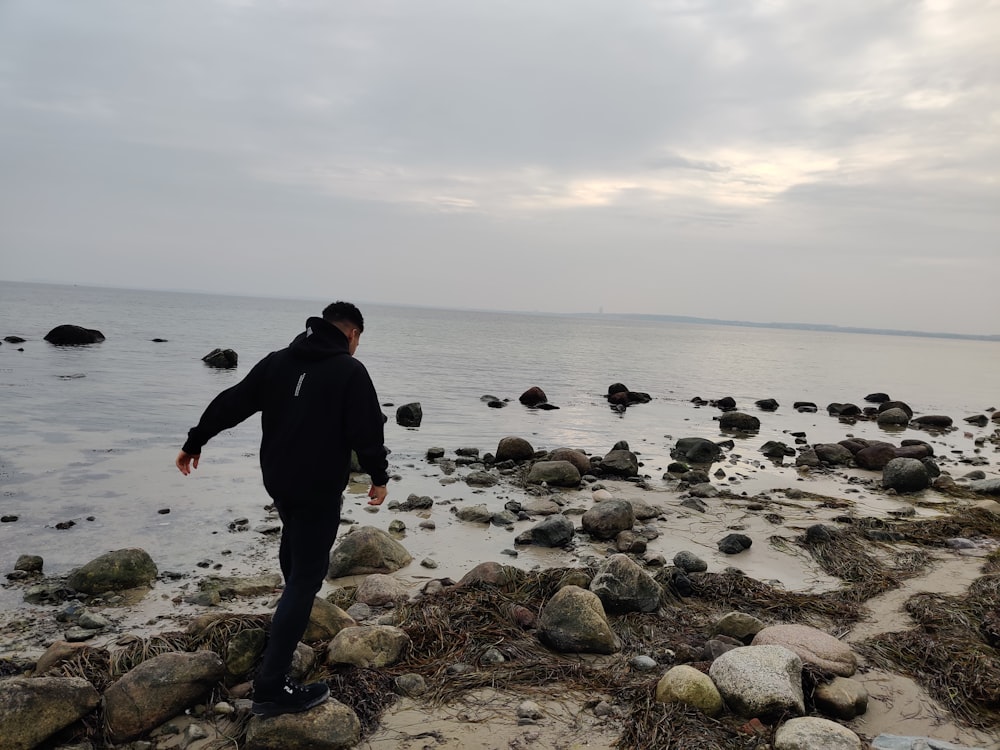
[1,1,997,334]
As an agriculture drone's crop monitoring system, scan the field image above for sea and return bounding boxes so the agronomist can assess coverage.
[0,280,997,611]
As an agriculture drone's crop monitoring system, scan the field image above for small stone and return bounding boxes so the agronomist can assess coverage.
[630,655,658,671]
[516,700,543,720]
[420,558,438,569]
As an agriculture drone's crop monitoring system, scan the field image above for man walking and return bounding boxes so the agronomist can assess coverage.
[176,301,389,717]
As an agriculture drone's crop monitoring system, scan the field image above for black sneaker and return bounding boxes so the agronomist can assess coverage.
[251,677,330,718]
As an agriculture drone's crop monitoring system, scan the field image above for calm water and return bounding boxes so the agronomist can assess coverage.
[0,281,997,602]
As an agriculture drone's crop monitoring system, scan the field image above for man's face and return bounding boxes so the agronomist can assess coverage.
[348,328,361,356]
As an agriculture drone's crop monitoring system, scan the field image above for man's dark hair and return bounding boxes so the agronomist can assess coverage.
[322,301,364,332]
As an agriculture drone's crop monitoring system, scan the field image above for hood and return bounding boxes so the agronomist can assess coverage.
[288,316,351,361]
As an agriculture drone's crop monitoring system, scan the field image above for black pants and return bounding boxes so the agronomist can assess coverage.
[255,495,341,692]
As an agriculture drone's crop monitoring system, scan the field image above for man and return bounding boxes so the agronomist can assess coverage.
[176,301,389,718]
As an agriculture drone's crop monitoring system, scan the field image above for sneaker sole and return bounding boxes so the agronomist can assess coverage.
[250,687,330,718]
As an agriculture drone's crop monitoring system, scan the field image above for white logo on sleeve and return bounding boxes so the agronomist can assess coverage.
[294,373,306,396]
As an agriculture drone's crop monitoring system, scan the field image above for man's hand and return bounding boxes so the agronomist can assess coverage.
[176,451,200,476]
[367,485,388,506]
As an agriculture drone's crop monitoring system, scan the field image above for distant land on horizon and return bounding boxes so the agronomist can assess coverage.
[573,312,1000,343]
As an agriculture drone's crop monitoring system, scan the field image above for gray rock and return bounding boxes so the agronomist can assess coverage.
[673,551,708,573]
[968,478,1000,495]
[325,625,410,668]
[104,651,225,743]
[600,449,639,477]
[549,448,592,476]
[581,500,635,540]
[455,503,493,523]
[464,471,499,487]
[495,436,534,462]
[876,407,911,426]
[45,324,106,346]
[774,717,862,749]
[395,402,423,427]
[813,444,854,466]
[672,437,723,464]
[0,676,100,750]
[719,412,761,431]
[709,645,805,719]
[67,548,157,594]
[224,628,266,678]
[869,734,983,750]
[201,348,237,368]
[394,674,427,697]
[354,574,410,606]
[529,515,575,547]
[327,526,413,579]
[526,460,581,487]
[589,554,662,613]
[538,585,621,654]
[882,457,931,493]
[718,533,752,555]
[712,611,765,642]
[245,699,360,749]
[14,555,42,573]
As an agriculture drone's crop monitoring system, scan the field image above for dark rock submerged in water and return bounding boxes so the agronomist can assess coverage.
[519,386,548,407]
[44,324,105,345]
[396,402,423,427]
[202,348,238,368]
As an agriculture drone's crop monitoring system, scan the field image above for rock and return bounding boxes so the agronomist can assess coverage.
[14,554,43,573]
[457,561,523,591]
[673,551,708,573]
[355,574,410,606]
[755,399,779,411]
[869,735,983,750]
[245,699,360,749]
[527,460,581,487]
[327,526,412,579]
[882,457,931,493]
[655,665,723,716]
[589,554,662,613]
[325,625,410,667]
[760,441,795,459]
[201,348,238,368]
[964,414,989,427]
[44,324,106,345]
[672,437,724,464]
[794,401,818,412]
[969,479,1000,495]
[426,447,445,460]
[581,500,635,540]
[615,530,647,554]
[529,515,576,547]
[395,402,423,427]
[464,471,499,487]
[813,676,869,720]
[521,498,562,516]
[828,402,861,417]
[198,573,282,598]
[878,400,914,417]
[33,641,90,674]
[600,449,639,477]
[812,444,854,466]
[67,548,157,594]
[795,448,820,468]
[712,612,766,642]
[394,674,428,697]
[495,436,535,462]
[718,533,752,554]
[455,503,493,523]
[751,624,856,676]
[715,396,737,410]
[912,414,953,429]
[876,408,911,427]
[104,651,225,743]
[538,585,621,654]
[719,412,761,431]
[516,700,543,720]
[774,717,862,749]
[854,443,899,470]
[865,393,891,403]
[519,386,548,407]
[708,645,805,719]
[225,628,266,678]
[0,676,100,750]
[549,448,592,476]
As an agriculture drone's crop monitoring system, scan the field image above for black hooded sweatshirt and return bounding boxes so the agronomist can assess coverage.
[182,317,389,501]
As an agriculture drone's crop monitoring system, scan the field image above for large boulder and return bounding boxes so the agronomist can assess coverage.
[528,515,576,547]
[526,460,581,487]
[589,554,661,613]
[325,625,410,668]
[304,597,356,642]
[751,624,857,676]
[104,651,225,742]
[354,574,411,607]
[457,561,523,592]
[327,527,412,579]
[67,548,157,594]
[495,436,535,462]
[882,457,931,493]
[0,676,100,750]
[44,324,105,345]
[581,500,635,540]
[245,698,360,749]
[709,645,805,719]
[538,585,621,654]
